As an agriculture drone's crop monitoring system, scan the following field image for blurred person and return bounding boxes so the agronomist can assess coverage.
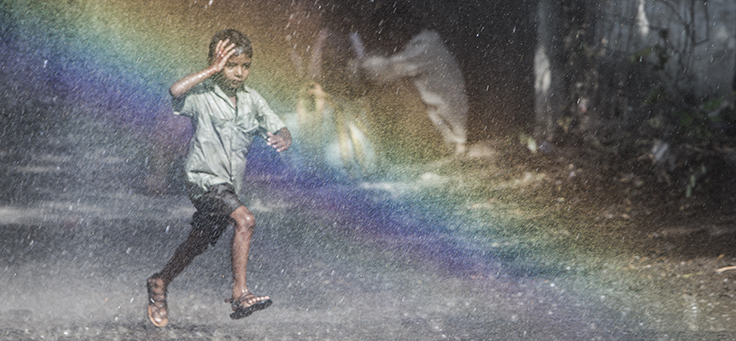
[146,29,291,327]
[288,13,378,176]
[358,4,468,155]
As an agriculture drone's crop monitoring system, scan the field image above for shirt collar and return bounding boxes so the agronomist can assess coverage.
[203,79,249,108]
[204,79,249,93]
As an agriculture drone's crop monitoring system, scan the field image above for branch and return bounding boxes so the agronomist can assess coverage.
[715,265,736,274]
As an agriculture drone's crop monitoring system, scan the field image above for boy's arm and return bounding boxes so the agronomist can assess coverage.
[169,39,236,98]
[266,127,292,153]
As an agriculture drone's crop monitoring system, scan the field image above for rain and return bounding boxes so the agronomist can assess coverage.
[2,0,736,339]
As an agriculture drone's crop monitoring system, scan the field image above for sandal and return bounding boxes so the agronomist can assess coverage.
[226,292,272,319]
[147,274,169,327]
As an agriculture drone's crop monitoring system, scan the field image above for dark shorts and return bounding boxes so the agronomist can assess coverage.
[190,183,244,246]
[192,183,244,215]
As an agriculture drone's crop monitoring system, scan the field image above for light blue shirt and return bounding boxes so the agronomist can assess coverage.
[172,80,286,201]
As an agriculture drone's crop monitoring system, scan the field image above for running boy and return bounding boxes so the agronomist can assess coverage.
[147,29,292,327]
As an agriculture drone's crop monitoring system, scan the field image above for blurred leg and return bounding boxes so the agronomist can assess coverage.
[158,227,212,285]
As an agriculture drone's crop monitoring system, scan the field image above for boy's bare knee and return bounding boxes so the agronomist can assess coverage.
[231,208,256,233]
[241,213,256,229]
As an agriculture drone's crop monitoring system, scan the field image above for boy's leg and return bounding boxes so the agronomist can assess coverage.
[230,206,255,298]
[148,226,212,327]
[159,227,213,284]
[230,206,270,299]
[229,205,271,317]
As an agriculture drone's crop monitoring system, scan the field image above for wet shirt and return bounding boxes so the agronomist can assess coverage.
[172,80,286,201]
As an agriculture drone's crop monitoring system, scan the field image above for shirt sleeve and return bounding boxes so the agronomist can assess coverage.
[171,84,204,118]
[250,89,287,136]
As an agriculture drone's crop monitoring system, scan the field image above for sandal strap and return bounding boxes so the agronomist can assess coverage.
[228,292,268,309]
[147,275,167,303]
[149,296,167,304]
[224,289,252,303]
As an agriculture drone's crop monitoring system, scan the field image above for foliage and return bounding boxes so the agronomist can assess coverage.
[630,30,669,72]
[675,97,725,139]
[630,22,736,199]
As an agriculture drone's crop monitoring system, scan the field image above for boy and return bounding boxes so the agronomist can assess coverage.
[147,29,291,327]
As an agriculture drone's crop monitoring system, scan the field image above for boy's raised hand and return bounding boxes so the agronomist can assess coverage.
[169,39,237,98]
[211,39,237,72]
[266,129,292,153]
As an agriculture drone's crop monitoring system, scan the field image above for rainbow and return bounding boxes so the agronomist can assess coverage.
[1,0,682,334]
[2,0,304,128]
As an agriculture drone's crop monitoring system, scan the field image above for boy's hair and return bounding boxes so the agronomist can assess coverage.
[208,29,253,61]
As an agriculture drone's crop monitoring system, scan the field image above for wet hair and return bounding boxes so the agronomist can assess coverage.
[208,29,253,61]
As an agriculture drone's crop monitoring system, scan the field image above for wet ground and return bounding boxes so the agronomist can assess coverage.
[2,118,736,340]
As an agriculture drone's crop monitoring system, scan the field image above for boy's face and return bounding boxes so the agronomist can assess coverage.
[217,53,251,92]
